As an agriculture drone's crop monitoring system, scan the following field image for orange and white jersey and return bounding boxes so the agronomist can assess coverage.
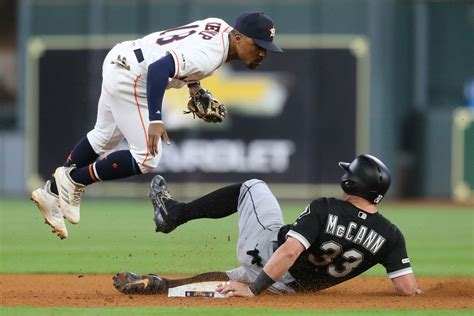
[137,18,232,88]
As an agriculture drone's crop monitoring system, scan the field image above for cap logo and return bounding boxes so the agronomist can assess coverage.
[234,12,283,52]
[374,194,383,204]
[269,26,276,38]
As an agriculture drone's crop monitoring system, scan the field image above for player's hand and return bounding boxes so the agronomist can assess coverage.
[216,280,255,297]
[187,82,201,96]
[148,122,170,156]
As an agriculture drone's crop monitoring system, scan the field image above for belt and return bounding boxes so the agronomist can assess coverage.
[134,48,144,63]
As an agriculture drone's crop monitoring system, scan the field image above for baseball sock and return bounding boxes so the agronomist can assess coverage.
[69,150,142,186]
[50,137,99,194]
[166,183,242,225]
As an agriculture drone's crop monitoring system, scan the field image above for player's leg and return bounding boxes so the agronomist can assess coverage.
[98,42,163,178]
[170,179,280,227]
[229,179,296,294]
[53,81,126,224]
[56,45,162,222]
[31,93,111,234]
[31,102,106,234]
[54,47,147,223]
[150,175,242,233]
[233,179,284,267]
[48,137,100,196]
[109,79,162,176]
[31,180,68,239]
[31,65,117,238]
[151,178,281,234]
[236,179,285,233]
[113,271,229,295]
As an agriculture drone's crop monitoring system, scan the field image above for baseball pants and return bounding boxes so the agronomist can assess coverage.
[226,179,296,293]
[86,41,162,174]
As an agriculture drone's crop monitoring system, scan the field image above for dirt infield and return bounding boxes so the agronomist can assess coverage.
[1,275,473,310]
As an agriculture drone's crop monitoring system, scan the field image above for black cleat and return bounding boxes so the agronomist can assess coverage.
[113,272,168,295]
[149,175,178,234]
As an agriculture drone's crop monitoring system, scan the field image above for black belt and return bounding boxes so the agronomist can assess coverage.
[134,48,144,63]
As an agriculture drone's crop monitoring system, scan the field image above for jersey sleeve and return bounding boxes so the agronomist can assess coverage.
[380,229,413,278]
[286,199,327,249]
[167,33,227,81]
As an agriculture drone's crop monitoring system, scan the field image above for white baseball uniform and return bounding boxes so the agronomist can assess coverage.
[87,18,232,173]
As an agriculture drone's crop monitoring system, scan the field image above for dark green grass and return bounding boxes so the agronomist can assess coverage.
[1,198,472,275]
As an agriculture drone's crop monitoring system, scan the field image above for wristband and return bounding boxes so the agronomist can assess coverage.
[249,270,274,295]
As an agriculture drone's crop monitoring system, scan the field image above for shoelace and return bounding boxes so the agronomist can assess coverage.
[161,186,172,200]
[71,186,85,205]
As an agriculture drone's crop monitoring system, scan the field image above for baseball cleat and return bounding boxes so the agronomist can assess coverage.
[54,165,85,224]
[149,175,178,234]
[31,180,68,239]
[113,272,168,295]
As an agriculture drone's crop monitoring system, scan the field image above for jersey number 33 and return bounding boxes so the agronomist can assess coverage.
[308,241,364,277]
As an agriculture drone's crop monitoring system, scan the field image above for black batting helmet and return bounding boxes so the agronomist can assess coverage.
[338,154,391,204]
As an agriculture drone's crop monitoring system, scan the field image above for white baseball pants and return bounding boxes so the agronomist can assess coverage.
[86,41,162,174]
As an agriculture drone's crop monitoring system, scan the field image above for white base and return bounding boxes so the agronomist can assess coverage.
[168,281,226,298]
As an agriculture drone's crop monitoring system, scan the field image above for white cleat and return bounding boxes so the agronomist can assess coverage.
[31,180,68,239]
[54,165,85,224]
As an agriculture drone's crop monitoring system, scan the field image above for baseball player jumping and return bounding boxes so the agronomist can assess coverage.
[113,155,421,297]
[31,12,283,239]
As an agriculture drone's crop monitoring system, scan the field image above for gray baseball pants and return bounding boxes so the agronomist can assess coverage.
[226,179,296,293]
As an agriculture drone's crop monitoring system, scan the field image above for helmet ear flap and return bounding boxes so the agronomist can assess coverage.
[340,176,357,194]
[343,180,354,188]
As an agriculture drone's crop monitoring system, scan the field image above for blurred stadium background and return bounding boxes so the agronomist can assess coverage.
[0,0,473,203]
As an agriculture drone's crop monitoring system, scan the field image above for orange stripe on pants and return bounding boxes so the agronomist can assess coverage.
[133,74,149,166]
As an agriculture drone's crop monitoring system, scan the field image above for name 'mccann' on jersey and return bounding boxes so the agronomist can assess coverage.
[277,198,413,291]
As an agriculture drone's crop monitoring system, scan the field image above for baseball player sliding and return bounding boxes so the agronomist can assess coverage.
[31,11,283,239]
[113,155,421,297]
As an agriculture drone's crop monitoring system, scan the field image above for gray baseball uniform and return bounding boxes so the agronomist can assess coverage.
[226,179,296,293]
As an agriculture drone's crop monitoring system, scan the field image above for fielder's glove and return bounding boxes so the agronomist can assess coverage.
[184,88,227,123]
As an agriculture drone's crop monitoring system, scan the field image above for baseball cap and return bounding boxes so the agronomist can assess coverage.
[234,11,283,53]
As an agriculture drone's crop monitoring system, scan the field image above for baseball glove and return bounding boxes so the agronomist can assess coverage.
[184,88,227,123]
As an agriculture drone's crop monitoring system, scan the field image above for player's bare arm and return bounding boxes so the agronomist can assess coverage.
[262,237,306,284]
[216,237,305,297]
[391,273,421,296]
[148,122,170,156]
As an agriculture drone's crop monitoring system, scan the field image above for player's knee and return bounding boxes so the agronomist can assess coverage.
[137,156,160,174]
[86,132,106,154]
[86,131,120,155]
[128,148,161,174]
[242,179,267,188]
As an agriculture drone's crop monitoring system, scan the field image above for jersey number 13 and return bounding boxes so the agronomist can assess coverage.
[156,25,199,45]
